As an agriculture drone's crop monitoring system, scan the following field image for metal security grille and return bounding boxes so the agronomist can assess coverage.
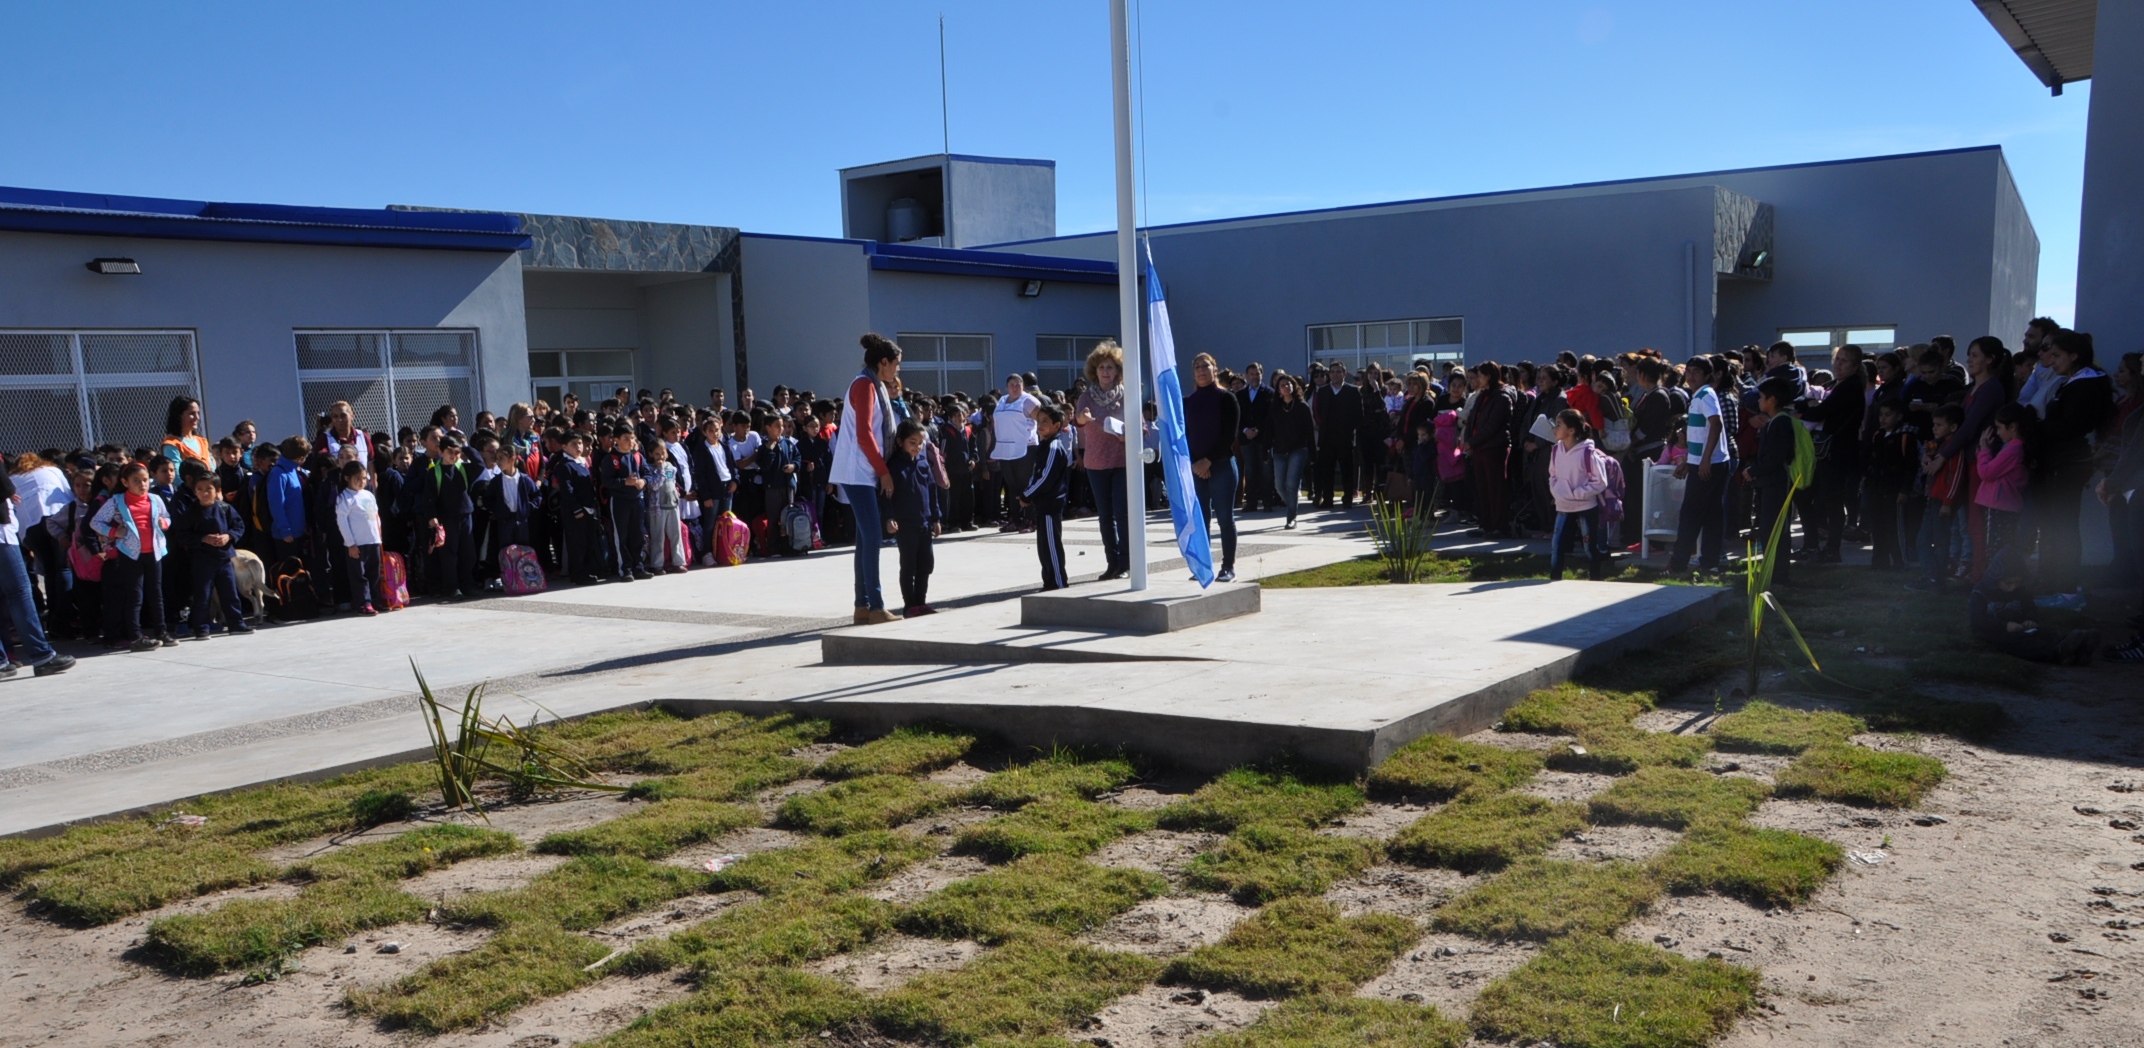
[0,330,201,453]
[895,333,991,398]
[296,329,479,437]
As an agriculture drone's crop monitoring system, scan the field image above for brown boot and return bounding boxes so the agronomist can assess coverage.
[853,607,869,625]
[862,607,901,625]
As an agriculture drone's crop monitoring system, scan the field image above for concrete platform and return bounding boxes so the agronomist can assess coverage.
[695,580,1730,773]
[1021,578,1261,634]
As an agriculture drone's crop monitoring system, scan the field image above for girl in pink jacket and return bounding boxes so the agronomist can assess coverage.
[1548,409,1611,581]
[1973,403,2034,577]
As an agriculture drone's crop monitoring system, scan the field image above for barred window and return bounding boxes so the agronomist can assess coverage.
[1305,316,1465,374]
[894,333,991,398]
[0,330,200,453]
[295,329,479,437]
[1034,335,1108,395]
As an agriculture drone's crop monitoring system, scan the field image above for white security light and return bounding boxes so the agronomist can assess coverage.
[87,258,142,275]
[1019,279,1044,298]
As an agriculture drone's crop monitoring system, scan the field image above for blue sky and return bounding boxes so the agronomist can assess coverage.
[1,1,2088,322]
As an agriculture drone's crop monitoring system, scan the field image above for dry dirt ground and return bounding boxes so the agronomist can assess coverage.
[5,662,2144,1047]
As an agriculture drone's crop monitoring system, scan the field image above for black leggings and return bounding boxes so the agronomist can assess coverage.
[104,552,162,642]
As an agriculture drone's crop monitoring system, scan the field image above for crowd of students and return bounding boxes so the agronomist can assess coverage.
[1,320,2138,680]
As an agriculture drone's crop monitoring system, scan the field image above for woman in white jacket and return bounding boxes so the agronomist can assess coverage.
[1547,408,1611,581]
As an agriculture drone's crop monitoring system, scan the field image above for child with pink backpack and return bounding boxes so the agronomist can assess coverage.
[1547,408,1613,581]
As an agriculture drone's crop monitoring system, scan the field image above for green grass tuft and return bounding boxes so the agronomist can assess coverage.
[1200,995,1470,1048]
[1386,791,1586,872]
[1499,684,1650,738]
[348,789,416,828]
[1367,735,1543,801]
[898,853,1166,944]
[622,893,897,976]
[814,723,977,779]
[1470,935,1760,1048]
[1650,821,1843,908]
[709,831,936,897]
[874,933,1161,1045]
[534,799,759,859]
[1586,767,1770,830]
[347,923,610,1033]
[592,966,866,1048]
[777,774,956,835]
[23,842,280,926]
[1432,858,1658,941]
[609,712,830,775]
[956,796,1153,861]
[444,854,708,930]
[1185,824,1379,904]
[288,823,518,883]
[148,880,428,975]
[1775,743,1948,808]
[965,749,1140,809]
[1165,897,1417,998]
[1709,700,1864,754]
[1157,762,1364,833]
[1546,728,1714,775]
[624,752,812,803]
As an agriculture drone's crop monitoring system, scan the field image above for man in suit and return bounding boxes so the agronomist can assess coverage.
[1309,362,1361,508]
[1235,362,1273,512]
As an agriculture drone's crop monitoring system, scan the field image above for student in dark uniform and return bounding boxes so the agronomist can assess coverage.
[1021,403,1074,591]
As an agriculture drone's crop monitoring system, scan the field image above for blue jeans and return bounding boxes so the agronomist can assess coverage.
[1551,507,1606,580]
[1274,448,1309,521]
[1194,457,1239,571]
[0,541,57,664]
[842,484,885,610]
[1087,467,1128,573]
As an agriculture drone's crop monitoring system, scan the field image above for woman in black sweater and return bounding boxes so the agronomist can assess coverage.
[2036,330,2114,591]
[1796,345,1867,560]
[1185,353,1242,581]
[1268,374,1316,528]
[1463,361,1515,537]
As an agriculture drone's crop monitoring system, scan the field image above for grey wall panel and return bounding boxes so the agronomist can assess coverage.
[0,229,523,441]
[2076,0,2144,356]
[642,275,731,401]
[1989,154,2042,344]
[947,158,1056,248]
[738,236,872,395]
[865,269,1119,393]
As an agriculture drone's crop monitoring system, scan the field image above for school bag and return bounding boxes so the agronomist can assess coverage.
[268,557,321,620]
[380,551,410,609]
[499,544,548,596]
[750,515,774,557]
[713,511,750,567]
[1598,451,1627,532]
[780,504,813,556]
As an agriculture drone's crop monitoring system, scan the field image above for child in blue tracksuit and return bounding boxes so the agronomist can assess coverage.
[1021,404,1074,591]
[552,433,602,585]
[171,472,251,638]
[887,420,941,614]
[601,427,653,581]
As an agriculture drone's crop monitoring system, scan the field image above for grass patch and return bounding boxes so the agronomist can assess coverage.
[898,852,1165,943]
[622,893,896,976]
[22,842,280,927]
[593,966,865,1048]
[955,796,1153,861]
[149,880,426,976]
[534,799,759,859]
[1650,821,1843,908]
[1775,743,1948,808]
[1387,792,1586,872]
[777,774,955,835]
[965,749,1140,809]
[348,923,610,1032]
[1547,728,1715,775]
[1708,701,1863,754]
[1499,684,1649,737]
[709,831,936,897]
[608,711,829,776]
[1433,858,1657,941]
[1259,551,1560,589]
[444,854,708,930]
[349,789,416,828]
[625,751,812,803]
[1201,995,1470,1048]
[1185,824,1380,904]
[874,933,1160,1045]
[1586,767,1770,830]
[1367,735,1542,801]
[1470,935,1760,1048]
[814,723,976,779]
[1165,897,1416,998]
[1157,762,1364,833]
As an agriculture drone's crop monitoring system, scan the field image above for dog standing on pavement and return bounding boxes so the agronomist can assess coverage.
[230,549,268,624]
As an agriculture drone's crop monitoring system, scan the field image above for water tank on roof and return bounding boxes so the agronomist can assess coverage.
[886,198,928,243]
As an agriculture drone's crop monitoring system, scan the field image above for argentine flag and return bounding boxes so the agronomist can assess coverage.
[1143,238,1214,587]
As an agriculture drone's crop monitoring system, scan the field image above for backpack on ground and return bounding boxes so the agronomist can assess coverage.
[380,551,410,609]
[713,511,750,567]
[780,504,813,556]
[500,544,547,596]
[269,557,321,620]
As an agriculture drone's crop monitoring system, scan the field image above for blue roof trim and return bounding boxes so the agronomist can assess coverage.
[976,145,2005,249]
[0,184,530,252]
[864,241,1115,285]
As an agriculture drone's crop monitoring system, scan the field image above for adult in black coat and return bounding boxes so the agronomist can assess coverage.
[1235,364,1274,510]
[1309,362,1362,508]
[1795,345,1867,559]
[2035,330,2115,591]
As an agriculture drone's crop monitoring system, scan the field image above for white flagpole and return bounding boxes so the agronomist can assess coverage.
[1111,0,1148,591]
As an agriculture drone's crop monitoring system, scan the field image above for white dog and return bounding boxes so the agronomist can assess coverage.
[230,549,268,624]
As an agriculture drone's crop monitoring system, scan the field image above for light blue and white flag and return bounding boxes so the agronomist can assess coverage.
[1143,238,1213,587]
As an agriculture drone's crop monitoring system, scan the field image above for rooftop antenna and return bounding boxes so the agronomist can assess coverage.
[939,14,950,155]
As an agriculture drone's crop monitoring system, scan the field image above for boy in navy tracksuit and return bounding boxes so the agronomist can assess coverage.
[601,427,653,581]
[887,420,941,614]
[552,434,603,585]
[483,448,541,555]
[171,472,252,637]
[1021,404,1074,591]
[414,437,477,600]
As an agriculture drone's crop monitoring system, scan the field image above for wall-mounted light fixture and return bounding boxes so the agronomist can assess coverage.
[87,257,142,275]
[1019,279,1043,298]
[1743,250,1770,270]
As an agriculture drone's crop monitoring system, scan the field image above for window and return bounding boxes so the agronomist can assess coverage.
[529,349,636,411]
[1777,326,1896,370]
[896,333,991,397]
[1305,316,1465,374]
[296,329,480,436]
[0,330,200,452]
[1034,335,1109,394]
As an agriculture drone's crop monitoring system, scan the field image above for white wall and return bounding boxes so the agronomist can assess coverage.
[0,229,524,442]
